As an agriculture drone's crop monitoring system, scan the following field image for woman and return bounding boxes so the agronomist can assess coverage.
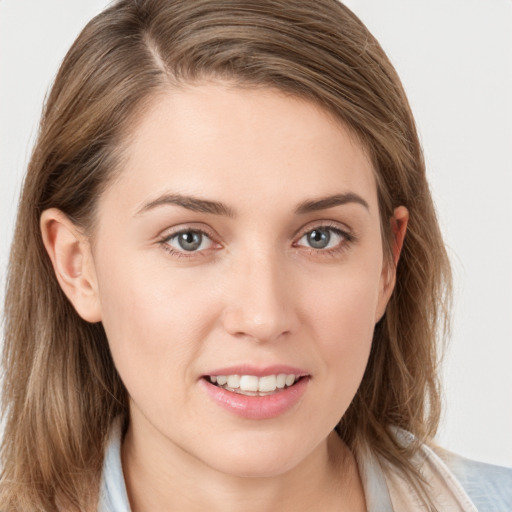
[1,1,510,511]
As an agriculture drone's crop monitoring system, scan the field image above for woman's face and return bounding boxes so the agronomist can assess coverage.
[89,83,395,477]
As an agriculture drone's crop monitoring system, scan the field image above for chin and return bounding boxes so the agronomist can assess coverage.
[213,455,302,479]
[198,431,314,479]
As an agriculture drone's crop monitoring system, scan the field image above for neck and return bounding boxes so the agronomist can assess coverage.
[121,417,366,512]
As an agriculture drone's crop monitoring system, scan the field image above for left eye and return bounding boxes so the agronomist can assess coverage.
[297,227,345,250]
[166,230,214,252]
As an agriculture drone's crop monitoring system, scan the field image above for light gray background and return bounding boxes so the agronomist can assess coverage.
[1,0,511,467]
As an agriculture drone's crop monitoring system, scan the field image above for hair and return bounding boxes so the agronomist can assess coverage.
[1,1,452,510]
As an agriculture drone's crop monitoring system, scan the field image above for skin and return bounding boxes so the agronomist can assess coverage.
[41,82,408,512]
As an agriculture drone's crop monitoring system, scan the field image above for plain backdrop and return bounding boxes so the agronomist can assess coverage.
[1,0,511,467]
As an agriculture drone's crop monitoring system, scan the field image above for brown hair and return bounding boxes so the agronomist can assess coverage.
[1,1,451,510]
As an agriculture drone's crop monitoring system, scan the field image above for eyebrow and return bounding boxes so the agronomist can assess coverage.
[135,193,236,217]
[135,191,369,217]
[294,193,369,214]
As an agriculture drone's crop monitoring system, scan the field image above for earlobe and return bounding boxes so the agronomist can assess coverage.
[40,208,102,323]
[375,206,409,322]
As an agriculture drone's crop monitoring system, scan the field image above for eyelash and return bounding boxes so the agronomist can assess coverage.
[158,223,355,260]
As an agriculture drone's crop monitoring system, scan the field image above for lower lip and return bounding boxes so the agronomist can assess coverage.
[200,377,309,420]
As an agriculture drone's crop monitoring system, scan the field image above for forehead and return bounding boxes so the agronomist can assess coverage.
[104,82,378,217]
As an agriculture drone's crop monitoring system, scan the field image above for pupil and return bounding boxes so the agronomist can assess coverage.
[308,229,330,249]
[178,231,202,251]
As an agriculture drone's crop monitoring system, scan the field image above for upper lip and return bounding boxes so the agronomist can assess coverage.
[203,364,310,378]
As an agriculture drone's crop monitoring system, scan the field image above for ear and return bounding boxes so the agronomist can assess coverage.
[375,206,409,322]
[40,208,102,323]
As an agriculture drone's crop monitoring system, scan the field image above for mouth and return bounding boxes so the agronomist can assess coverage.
[203,373,307,396]
[201,369,310,419]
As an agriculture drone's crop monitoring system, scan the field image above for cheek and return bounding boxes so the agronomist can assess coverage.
[94,251,219,408]
[303,263,382,394]
[306,262,382,343]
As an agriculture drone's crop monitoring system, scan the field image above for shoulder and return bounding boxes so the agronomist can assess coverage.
[390,428,512,511]
[434,447,512,512]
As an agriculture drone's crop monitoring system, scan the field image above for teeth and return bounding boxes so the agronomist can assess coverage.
[285,374,296,387]
[258,375,277,392]
[240,375,259,392]
[227,375,240,388]
[216,375,228,386]
[208,373,300,394]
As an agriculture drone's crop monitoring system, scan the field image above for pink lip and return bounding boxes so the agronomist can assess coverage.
[200,374,310,420]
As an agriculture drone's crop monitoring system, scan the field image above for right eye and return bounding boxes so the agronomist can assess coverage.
[164,230,215,253]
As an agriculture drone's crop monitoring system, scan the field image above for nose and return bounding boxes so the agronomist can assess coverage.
[221,251,298,344]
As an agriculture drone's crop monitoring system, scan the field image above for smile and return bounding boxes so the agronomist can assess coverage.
[208,374,301,396]
[201,369,310,419]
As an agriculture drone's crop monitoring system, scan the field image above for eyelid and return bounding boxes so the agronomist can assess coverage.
[159,223,219,242]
